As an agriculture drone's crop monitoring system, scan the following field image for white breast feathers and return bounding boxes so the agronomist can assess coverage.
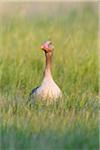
[33,77,62,101]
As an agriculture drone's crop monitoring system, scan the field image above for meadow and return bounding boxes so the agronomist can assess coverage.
[0,5,99,150]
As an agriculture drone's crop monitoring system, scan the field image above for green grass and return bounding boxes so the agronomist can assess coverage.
[0,6,99,150]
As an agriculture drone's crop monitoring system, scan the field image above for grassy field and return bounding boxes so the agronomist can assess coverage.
[0,5,99,150]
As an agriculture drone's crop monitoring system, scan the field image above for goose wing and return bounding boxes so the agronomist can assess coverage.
[27,86,39,105]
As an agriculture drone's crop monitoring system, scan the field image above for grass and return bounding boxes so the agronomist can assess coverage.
[0,5,99,150]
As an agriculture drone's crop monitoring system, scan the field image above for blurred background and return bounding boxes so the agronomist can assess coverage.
[0,1,99,150]
[0,1,98,17]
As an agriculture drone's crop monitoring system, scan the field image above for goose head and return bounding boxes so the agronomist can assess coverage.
[41,41,54,53]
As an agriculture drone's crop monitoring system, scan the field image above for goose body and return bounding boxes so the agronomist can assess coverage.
[30,41,62,102]
[31,76,62,101]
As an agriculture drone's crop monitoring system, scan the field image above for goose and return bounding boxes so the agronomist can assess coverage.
[29,40,62,104]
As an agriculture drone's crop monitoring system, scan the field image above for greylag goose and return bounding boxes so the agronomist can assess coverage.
[29,41,62,103]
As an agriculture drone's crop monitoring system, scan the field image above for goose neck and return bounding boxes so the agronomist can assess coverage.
[44,52,53,79]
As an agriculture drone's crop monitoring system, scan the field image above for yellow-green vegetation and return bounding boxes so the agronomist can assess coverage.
[0,6,99,150]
